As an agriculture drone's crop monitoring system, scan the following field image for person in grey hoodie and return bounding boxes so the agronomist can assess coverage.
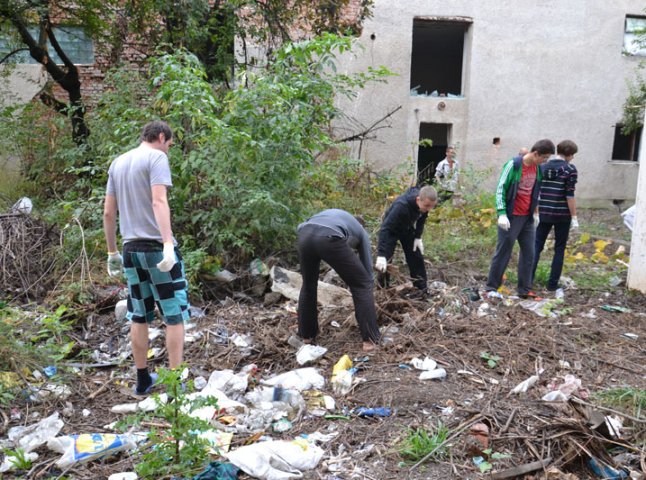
[297,209,381,352]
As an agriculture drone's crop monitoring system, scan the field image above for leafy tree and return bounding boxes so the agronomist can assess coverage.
[0,0,116,145]
[621,16,646,134]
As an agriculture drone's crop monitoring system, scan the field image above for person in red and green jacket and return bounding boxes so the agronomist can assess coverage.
[485,139,555,298]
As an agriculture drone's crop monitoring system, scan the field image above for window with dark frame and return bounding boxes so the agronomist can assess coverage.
[611,124,641,162]
[0,26,94,65]
[410,19,469,97]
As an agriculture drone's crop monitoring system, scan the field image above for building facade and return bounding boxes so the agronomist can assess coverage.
[333,0,646,205]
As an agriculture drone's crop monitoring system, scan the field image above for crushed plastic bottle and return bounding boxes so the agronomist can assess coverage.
[355,407,391,417]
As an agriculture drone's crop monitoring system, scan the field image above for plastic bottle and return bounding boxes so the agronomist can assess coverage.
[272,384,284,402]
[355,407,392,417]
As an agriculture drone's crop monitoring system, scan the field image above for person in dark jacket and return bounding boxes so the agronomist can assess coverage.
[531,140,579,291]
[375,185,437,293]
[297,209,381,352]
[485,139,554,298]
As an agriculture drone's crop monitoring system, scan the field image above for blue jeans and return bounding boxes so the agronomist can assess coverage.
[532,220,571,290]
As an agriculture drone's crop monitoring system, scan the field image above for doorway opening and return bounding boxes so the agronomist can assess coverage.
[417,122,451,186]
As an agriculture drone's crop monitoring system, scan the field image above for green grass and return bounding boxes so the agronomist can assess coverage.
[399,423,450,461]
[593,387,645,420]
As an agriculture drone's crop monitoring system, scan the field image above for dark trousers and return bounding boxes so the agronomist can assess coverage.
[379,231,427,291]
[297,225,381,343]
[486,215,535,295]
[532,220,571,290]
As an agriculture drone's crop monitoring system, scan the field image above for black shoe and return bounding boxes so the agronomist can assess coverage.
[546,284,561,292]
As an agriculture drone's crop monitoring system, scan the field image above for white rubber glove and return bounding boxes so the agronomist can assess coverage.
[570,216,579,229]
[497,214,510,231]
[107,252,123,277]
[375,256,387,273]
[533,214,540,228]
[156,242,177,272]
[413,238,424,254]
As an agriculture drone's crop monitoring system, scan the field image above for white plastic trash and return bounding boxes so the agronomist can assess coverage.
[296,345,327,365]
[108,473,138,480]
[419,368,447,380]
[48,433,138,468]
[226,438,324,480]
[8,412,64,452]
[621,205,636,232]
[510,374,540,394]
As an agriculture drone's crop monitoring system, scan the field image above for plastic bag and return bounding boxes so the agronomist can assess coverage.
[621,205,636,232]
[296,345,327,365]
[510,375,540,394]
[8,411,64,452]
[48,433,138,468]
[263,368,325,391]
[226,438,324,480]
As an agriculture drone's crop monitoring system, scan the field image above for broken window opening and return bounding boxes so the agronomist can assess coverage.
[623,15,646,56]
[417,122,451,186]
[611,124,641,162]
[410,19,469,97]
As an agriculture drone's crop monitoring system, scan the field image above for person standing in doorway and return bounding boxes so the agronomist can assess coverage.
[434,146,459,202]
[485,139,555,298]
[375,185,437,294]
[532,140,579,291]
[103,120,190,395]
[297,209,381,352]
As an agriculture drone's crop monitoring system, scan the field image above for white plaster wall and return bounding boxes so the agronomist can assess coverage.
[334,0,645,203]
[0,65,46,107]
[627,113,646,292]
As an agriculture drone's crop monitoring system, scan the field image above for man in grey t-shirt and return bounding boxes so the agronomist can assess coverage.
[103,120,189,395]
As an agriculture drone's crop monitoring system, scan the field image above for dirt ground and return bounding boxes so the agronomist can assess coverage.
[2,207,644,479]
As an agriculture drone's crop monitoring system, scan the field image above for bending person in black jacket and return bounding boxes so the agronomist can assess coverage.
[375,186,437,293]
[297,209,381,352]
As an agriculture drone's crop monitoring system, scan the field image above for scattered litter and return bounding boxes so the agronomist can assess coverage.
[115,299,128,322]
[380,325,399,344]
[510,374,540,394]
[11,196,33,214]
[82,409,91,417]
[250,258,269,276]
[621,204,635,231]
[43,366,57,377]
[189,305,206,318]
[226,437,324,480]
[108,473,137,480]
[287,335,304,349]
[296,344,327,365]
[8,411,64,452]
[542,374,587,402]
[270,266,351,306]
[272,418,293,432]
[264,367,325,391]
[355,407,391,417]
[477,303,491,317]
[0,451,38,473]
[214,269,237,283]
[520,298,564,317]
[330,320,340,328]
[48,433,141,468]
[330,355,353,395]
[486,291,503,300]
[588,457,629,479]
[581,308,597,319]
[620,332,638,340]
[601,305,631,313]
[558,360,571,369]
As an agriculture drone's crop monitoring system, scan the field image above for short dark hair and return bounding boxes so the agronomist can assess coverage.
[530,139,555,155]
[141,121,173,143]
[493,137,500,145]
[557,140,578,157]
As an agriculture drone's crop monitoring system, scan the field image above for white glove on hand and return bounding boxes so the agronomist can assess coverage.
[497,214,511,231]
[413,238,424,254]
[533,214,540,228]
[375,256,387,273]
[570,216,579,229]
[156,242,177,272]
[107,252,123,277]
